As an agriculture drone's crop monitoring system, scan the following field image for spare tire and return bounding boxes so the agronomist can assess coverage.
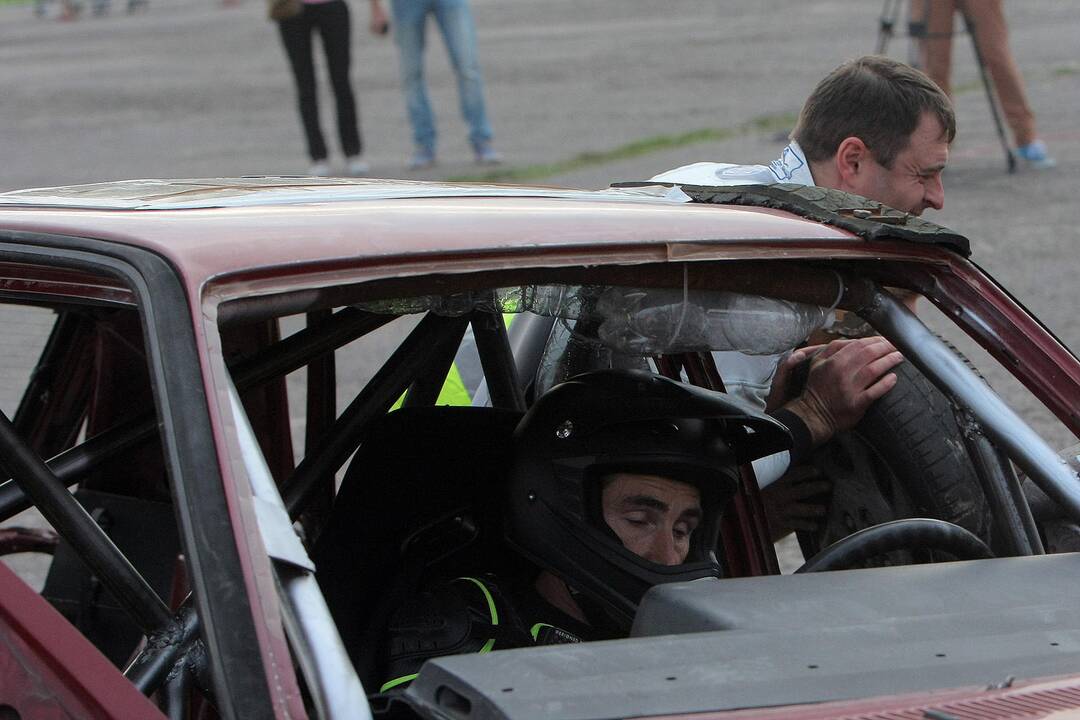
[796,359,993,565]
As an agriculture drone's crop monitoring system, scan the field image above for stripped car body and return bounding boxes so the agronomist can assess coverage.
[0,177,1078,719]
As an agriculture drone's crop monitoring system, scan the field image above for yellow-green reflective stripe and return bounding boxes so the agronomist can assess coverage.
[380,673,418,693]
[457,577,498,625]
[530,622,554,641]
[457,576,498,653]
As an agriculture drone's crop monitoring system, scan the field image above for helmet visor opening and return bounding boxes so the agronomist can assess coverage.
[584,461,737,566]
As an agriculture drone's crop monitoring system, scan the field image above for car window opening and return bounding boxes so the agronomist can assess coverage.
[3,246,1079,719]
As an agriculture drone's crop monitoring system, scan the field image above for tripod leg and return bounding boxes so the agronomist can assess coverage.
[876,0,900,55]
[961,8,1017,173]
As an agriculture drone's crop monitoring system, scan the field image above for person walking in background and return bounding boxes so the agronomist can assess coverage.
[35,0,82,21]
[275,0,387,176]
[375,0,501,169]
[915,0,1055,169]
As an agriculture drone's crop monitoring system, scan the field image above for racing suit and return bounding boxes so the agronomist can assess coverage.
[379,574,595,693]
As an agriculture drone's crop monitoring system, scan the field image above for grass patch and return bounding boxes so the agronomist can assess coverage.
[448,110,798,184]
[952,80,984,95]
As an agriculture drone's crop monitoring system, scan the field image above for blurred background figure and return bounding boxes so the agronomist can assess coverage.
[34,0,82,20]
[274,0,386,176]
[35,0,146,19]
[374,0,500,170]
[914,0,1055,169]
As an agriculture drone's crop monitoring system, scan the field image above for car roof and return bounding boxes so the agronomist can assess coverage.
[0,177,691,210]
[0,178,964,290]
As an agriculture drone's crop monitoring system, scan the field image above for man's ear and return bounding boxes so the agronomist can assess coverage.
[834,136,871,187]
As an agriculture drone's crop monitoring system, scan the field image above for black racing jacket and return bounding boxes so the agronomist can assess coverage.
[379,574,592,693]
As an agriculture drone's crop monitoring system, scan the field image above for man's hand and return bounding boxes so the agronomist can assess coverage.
[761,466,831,542]
[782,337,903,446]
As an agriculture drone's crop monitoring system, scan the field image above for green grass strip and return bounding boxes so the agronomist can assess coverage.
[447,111,798,184]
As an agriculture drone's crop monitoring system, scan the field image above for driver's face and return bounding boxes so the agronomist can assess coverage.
[601,473,702,566]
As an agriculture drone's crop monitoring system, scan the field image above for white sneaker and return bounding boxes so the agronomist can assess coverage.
[473,141,502,165]
[308,160,331,177]
[408,148,436,170]
[345,156,370,176]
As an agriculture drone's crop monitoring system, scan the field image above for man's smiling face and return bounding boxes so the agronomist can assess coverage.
[853,111,949,216]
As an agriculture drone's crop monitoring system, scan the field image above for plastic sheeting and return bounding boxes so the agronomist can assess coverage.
[357,284,833,358]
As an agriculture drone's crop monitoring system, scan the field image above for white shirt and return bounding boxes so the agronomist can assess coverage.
[650,142,819,486]
[651,141,815,188]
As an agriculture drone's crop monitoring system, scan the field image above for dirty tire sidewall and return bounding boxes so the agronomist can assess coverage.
[800,360,992,561]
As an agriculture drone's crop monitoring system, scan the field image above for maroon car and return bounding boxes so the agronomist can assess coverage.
[0,177,1078,719]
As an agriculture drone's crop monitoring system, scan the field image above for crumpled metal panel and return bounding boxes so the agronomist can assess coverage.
[666,182,972,256]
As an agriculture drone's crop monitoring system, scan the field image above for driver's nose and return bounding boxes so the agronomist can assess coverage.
[642,530,682,566]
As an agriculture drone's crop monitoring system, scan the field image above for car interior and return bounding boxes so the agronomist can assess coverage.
[3,252,1080,717]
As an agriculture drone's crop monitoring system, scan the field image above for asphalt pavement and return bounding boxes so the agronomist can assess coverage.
[1,0,1078,577]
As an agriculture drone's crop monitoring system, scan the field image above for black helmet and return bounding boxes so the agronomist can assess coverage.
[505,369,792,630]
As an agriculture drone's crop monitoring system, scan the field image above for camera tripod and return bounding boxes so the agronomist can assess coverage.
[877,0,1017,173]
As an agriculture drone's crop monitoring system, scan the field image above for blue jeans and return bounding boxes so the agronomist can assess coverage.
[390,0,493,153]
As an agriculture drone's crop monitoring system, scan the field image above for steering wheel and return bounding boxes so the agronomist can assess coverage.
[795,517,993,573]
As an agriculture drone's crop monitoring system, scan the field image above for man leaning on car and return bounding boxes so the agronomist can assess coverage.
[652,55,955,534]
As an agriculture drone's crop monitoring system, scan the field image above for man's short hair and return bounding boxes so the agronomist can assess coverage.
[792,55,956,169]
